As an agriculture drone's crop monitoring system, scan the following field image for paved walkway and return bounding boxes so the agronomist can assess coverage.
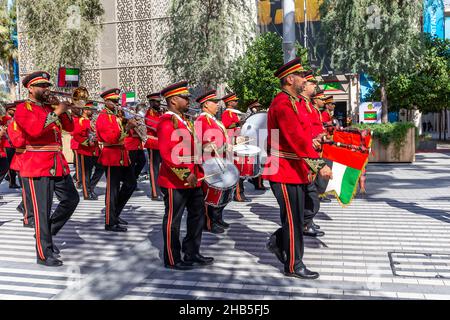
[1,152,450,300]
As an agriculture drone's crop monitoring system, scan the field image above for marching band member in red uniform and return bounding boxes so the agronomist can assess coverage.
[73,102,104,200]
[263,59,332,279]
[195,90,231,234]
[221,93,249,202]
[15,71,80,267]
[300,72,327,238]
[96,88,137,232]
[144,93,163,201]
[124,105,146,185]
[0,111,10,200]
[70,116,81,190]
[3,103,20,189]
[7,102,33,228]
[158,81,213,270]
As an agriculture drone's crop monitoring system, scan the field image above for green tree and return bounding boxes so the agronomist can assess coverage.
[0,0,18,100]
[319,0,424,123]
[164,0,254,90]
[228,32,311,110]
[366,36,450,115]
[18,0,103,79]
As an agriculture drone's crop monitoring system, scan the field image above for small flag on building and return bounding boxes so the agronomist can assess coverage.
[121,92,136,106]
[364,111,377,122]
[58,67,80,88]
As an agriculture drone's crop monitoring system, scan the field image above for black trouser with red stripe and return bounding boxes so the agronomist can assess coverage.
[0,157,8,185]
[104,166,137,226]
[234,178,246,200]
[5,148,17,186]
[147,149,161,198]
[73,151,80,184]
[304,182,320,228]
[161,187,205,266]
[205,205,225,230]
[22,175,79,261]
[77,154,104,199]
[20,177,34,226]
[129,149,146,180]
[270,182,306,273]
[250,176,265,189]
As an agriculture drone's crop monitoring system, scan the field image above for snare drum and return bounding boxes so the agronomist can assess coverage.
[202,157,240,207]
[233,145,261,178]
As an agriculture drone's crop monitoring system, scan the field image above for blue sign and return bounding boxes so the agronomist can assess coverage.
[446,17,450,40]
[423,0,445,39]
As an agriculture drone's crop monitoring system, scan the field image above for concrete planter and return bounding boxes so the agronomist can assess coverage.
[417,140,437,151]
[369,128,416,163]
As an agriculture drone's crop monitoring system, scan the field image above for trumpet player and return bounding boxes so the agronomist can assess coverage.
[124,103,147,186]
[144,93,163,201]
[3,103,20,189]
[14,71,80,267]
[72,101,104,200]
[96,88,137,232]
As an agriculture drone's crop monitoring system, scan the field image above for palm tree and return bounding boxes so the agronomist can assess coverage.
[0,0,18,102]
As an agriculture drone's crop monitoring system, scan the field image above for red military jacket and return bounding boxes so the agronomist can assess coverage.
[194,112,229,161]
[73,116,100,157]
[96,108,129,167]
[7,119,26,172]
[321,110,332,124]
[157,112,204,189]
[302,98,326,158]
[70,116,80,151]
[144,109,161,150]
[124,128,144,151]
[0,116,7,157]
[1,115,12,149]
[262,92,319,184]
[14,100,73,177]
[221,108,241,142]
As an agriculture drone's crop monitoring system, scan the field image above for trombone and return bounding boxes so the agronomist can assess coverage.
[42,87,104,112]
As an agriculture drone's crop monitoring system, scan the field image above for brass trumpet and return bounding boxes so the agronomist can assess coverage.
[42,87,104,111]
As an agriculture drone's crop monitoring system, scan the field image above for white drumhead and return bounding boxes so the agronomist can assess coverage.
[234,144,261,156]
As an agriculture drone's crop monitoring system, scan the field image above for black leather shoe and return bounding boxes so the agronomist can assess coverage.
[37,256,63,267]
[234,197,251,202]
[320,197,331,203]
[312,222,321,229]
[16,205,24,214]
[184,253,214,266]
[76,183,82,190]
[284,266,319,280]
[89,192,99,200]
[303,226,325,237]
[105,224,127,232]
[118,217,128,225]
[9,183,21,189]
[84,195,96,201]
[209,224,225,234]
[217,220,230,229]
[52,245,60,255]
[164,261,194,270]
[23,222,35,229]
[151,196,163,201]
[266,235,286,264]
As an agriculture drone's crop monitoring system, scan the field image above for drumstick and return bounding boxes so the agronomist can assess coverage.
[184,171,222,186]
[234,138,256,147]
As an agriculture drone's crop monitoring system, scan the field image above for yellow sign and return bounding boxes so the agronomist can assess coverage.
[258,0,323,26]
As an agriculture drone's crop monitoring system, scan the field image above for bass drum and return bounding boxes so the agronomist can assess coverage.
[240,111,268,164]
[202,157,240,208]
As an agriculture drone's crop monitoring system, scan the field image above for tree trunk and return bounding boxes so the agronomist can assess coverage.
[445,109,448,141]
[380,77,388,123]
[439,111,442,141]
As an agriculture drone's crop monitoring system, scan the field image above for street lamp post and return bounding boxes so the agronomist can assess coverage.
[283,0,296,63]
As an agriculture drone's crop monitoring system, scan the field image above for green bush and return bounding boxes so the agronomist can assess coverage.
[353,122,416,158]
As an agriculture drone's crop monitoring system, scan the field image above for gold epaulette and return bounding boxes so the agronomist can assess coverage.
[171,167,190,181]
[171,115,178,129]
[25,101,32,111]
[206,116,211,126]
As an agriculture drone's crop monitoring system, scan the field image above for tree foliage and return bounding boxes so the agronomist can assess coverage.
[319,0,424,122]
[366,36,450,114]
[0,0,18,100]
[19,0,103,77]
[164,0,254,90]
[228,32,311,110]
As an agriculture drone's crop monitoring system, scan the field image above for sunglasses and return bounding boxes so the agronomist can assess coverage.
[31,83,51,88]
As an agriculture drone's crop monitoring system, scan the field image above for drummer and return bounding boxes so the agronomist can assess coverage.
[221,93,250,202]
[195,90,232,234]
[244,100,268,191]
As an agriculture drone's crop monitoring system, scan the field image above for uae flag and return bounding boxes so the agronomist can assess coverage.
[121,92,136,106]
[58,67,80,87]
[319,132,372,206]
